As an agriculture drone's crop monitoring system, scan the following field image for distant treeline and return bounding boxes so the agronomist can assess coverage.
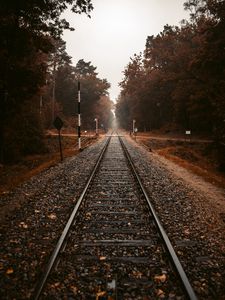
[116,0,225,143]
[0,0,113,164]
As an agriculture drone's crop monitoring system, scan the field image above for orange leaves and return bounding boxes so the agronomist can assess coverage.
[154,273,167,283]
[48,213,57,220]
[19,222,28,229]
[6,267,14,275]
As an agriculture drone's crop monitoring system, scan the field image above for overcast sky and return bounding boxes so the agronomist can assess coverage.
[63,0,189,102]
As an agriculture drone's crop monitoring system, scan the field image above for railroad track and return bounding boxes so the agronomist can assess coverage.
[34,133,197,299]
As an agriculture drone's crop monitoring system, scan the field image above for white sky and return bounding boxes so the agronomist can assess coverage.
[63,0,189,102]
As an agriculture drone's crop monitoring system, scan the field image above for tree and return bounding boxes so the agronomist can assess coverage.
[73,60,111,129]
[117,0,225,169]
[42,57,112,131]
[74,59,98,78]
[117,21,215,133]
[43,38,73,123]
[115,94,131,130]
[117,54,146,130]
[94,96,114,131]
[184,0,225,169]
[0,0,93,163]
[55,63,76,116]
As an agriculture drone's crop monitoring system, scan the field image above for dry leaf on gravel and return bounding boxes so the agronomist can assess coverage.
[70,285,78,294]
[154,274,167,283]
[99,256,106,261]
[156,289,165,298]
[19,222,28,228]
[48,213,57,219]
[6,267,14,275]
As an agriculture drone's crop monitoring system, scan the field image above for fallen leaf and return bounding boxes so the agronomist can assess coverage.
[6,268,14,275]
[154,274,167,283]
[19,222,28,229]
[132,271,143,278]
[184,228,190,235]
[9,239,19,244]
[96,291,107,297]
[156,289,165,298]
[85,212,92,219]
[70,285,78,294]
[99,256,106,261]
[48,213,57,220]
[51,282,60,288]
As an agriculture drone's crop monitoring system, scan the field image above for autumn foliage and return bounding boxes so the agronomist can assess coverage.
[0,0,113,163]
[116,0,225,144]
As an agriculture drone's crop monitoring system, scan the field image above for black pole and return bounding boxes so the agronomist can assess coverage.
[77,81,82,150]
[58,130,63,162]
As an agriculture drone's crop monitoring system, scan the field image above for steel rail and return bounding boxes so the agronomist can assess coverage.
[119,136,198,300]
[33,136,111,300]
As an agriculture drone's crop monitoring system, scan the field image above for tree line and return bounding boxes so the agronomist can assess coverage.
[116,0,225,145]
[0,0,113,164]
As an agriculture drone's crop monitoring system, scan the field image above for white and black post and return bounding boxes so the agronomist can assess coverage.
[77,81,82,151]
[133,119,136,135]
[95,118,98,135]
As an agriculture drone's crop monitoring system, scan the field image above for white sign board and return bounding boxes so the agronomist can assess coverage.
[185,130,191,135]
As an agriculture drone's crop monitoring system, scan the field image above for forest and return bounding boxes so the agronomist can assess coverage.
[0,0,113,164]
[116,0,225,144]
[0,0,224,168]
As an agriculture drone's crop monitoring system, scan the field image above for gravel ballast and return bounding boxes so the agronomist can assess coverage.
[0,138,107,299]
[123,135,225,299]
[0,134,225,299]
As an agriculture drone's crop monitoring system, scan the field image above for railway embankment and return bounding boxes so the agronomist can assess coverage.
[0,133,225,299]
